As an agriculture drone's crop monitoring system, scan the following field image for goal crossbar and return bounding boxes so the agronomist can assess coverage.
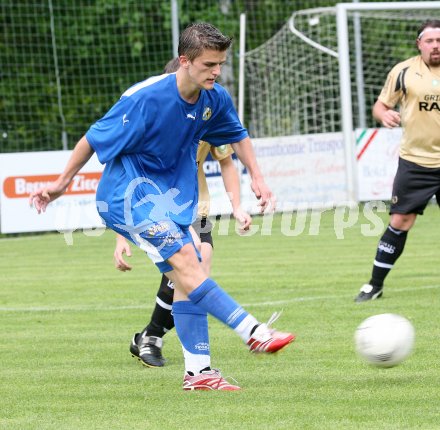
[337,1,440,12]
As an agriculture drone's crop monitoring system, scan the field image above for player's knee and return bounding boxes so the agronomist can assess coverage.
[170,243,202,273]
[390,213,416,231]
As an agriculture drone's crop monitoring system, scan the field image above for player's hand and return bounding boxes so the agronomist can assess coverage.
[381,110,401,128]
[114,236,132,271]
[251,178,276,213]
[29,180,67,214]
[233,207,252,233]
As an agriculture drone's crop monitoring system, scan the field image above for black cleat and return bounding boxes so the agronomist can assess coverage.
[130,333,166,367]
[355,284,383,303]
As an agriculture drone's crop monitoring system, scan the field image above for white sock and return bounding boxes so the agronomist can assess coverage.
[182,347,211,375]
[234,314,259,342]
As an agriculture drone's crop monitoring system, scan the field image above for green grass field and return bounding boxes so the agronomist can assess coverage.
[1,205,440,429]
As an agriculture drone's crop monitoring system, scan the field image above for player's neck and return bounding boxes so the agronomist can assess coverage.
[176,70,201,104]
[424,59,440,74]
[179,89,200,104]
[429,65,440,76]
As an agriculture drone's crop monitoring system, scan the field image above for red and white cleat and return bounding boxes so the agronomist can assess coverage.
[247,312,295,353]
[183,369,241,391]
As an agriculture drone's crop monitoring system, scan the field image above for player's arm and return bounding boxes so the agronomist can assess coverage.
[372,100,401,128]
[218,156,251,231]
[29,135,95,213]
[231,136,276,213]
[114,234,132,272]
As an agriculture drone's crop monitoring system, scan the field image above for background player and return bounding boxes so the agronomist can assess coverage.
[356,19,440,302]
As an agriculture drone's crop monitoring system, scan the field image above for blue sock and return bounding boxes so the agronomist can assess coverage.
[188,278,250,329]
[172,300,210,374]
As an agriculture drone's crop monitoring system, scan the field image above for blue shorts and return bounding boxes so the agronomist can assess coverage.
[111,218,201,273]
[95,175,201,273]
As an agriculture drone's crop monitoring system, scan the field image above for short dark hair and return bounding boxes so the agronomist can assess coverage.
[163,58,180,74]
[417,19,440,39]
[178,23,232,61]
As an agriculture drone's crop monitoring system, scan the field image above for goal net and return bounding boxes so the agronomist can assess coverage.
[244,4,440,138]
[242,2,440,206]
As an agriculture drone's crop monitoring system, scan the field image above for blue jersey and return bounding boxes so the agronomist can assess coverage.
[86,73,247,236]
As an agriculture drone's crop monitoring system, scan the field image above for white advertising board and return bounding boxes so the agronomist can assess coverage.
[0,130,402,234]
[242,133,348,212]
[0,151,105,234]
[356,128,401,201]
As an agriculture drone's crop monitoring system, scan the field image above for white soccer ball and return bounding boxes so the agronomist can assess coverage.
[355,313,415,367]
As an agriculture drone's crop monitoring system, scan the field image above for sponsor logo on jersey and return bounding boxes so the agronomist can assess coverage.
[202,107,212,121]
[419,101,440,111]
[186,112,196,120]
[122,113,129,126]
[419,94,440,110]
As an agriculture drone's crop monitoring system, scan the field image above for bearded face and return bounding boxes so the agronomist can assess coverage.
[417,27,440,67]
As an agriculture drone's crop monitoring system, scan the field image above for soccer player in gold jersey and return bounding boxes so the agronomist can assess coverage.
[356,19,440,302]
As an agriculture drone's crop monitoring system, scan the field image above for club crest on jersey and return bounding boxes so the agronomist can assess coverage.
[202,107,212,121]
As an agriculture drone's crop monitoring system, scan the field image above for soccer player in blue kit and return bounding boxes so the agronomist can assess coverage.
[30,23,295,391]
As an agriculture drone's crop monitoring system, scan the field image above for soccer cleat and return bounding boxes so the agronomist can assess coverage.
[183,369,241,391]
[247,312,295,353]
[130,333,166,368]
[355,284,383,303]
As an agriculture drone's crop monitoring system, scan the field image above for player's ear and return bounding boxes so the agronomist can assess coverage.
[415,38,421,51]
[179,55,190,69]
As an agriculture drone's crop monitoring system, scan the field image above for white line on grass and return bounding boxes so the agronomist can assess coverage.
[1,284,439,313]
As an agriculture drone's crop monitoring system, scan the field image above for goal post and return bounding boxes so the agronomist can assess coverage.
[336,1,440,203]
[242,2,440,209]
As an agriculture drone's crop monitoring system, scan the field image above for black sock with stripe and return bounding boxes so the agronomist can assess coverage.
[369,224,408,288]
[144,274,175,337]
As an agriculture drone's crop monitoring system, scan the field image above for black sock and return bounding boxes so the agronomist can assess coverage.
[370,225,408,287]
[144,274,175,337]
